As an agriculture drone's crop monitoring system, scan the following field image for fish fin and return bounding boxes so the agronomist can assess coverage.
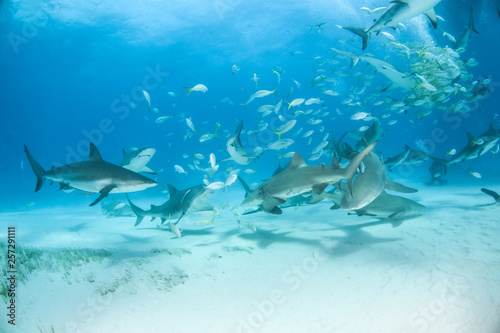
[268,206,283,215]
[466,132,475,141]
[424,8,438,29]
[307,191,325,204]
[329,204,340,210]
[183,87,192,96]
[167,184,180,196]
[481,188,500,202]
[88,143,104,161]
[237,176,252,197]
[340,26,370,50]
[122,148,127,158]
[90,185,115,206]
[469,7,479,34]
[345,141,378,197]
[384,178,418,193]
[151,217,157,221]
[161,218,167,224]
[262,196,286,213]
[126,194,146,226]
[312,183,329,195]
[234,121,244,147]
[388,209,406,219]
[24,145,46,192]
[242,208,263,215]
[139,166,156,174]
[287,153,308,170]
[331,154,340,169]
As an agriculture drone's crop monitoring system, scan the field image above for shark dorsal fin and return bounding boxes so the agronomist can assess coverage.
[167,184,179,196]
[287,153,307,170]
[332,155,339,168]
[88,143,104,161]
[404,145,411,151]
[466,132,475,141]
[122,148,127,158]
[234,121,244,147]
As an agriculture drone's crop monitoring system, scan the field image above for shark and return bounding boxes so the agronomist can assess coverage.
[349,191,424,219]
[127,184,214,226]
[223,121,256,165]
[101,197,135,217]
[120,148,156,174]
[355,118,384,150]
[340,0,442,50]
[446,124,500,165]
[24,143,157,206]
[453,7,479,51]
[385,145,430,170]
[332,49,417,91]
[425,158,448,186]
[240,141,377,214]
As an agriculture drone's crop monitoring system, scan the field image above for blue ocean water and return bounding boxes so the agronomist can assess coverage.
[2,2,500,332]
[1,0,499,210]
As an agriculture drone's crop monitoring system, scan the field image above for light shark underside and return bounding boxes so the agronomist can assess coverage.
[240,141,377,214]
[120,148,156,174]
[24,143,157,206]
[340,0,442,50]
[223,121,256,165]
[127,184,214,226]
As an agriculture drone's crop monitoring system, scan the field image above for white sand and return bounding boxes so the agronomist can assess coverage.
[1,185,500,333]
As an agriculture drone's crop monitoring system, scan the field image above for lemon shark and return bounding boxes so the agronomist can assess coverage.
[240,142,377,215]
[120,148,156,174]
[340,0,442,50]
[24,143,157,206]
[332,49,417,91]
[127,184,213,226]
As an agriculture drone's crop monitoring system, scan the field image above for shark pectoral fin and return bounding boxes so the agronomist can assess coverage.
[312,183,329,195]
[242,208,263,215]
[140,166,156,174]
[385,179,418,193]
[199,203,214,212]
[151,217,157,221]
[424,8,438,29]
[329,204,340,210]
[307,191,325,205]
[262,196,286,213]
[268,206,283,215]
[90,185,115,206]
[161,218,167,224]
[388,209,406,219]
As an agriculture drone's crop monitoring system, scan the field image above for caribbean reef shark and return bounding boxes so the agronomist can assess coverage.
[127,184,214,226]
[24,143,157,206]
[223,121,256,165]
[240,141,377,214]
[453,7,479,51]
[120,147,156,174]
[446,124,500,165]
[340,0,442,50]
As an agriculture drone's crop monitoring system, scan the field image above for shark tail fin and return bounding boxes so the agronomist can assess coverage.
[24,145,46,192]
[481,188,500,202]
[344,141,378,197]
[341,26,370,50]
[429,156,449,175]
[126,194,146,226]
[470,6,479,34]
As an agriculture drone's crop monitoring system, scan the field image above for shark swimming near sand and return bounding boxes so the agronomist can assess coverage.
[339,0,442,50]
[127,184,214,226]
[24,143,157,206]
[240,141,377,214]
[385,145,430,171]
[446,124,499,165]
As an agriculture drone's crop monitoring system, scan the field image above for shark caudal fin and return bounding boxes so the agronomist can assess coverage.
[24,145,46,192]
[340,26,370,50]
[126,194,147,226]
[344,141,378,196]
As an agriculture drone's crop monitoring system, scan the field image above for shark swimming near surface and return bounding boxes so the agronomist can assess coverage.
[127,184,214,226]
[24,143,157,206]
[120,147,156,174]
[240,141,377,215]
[339,0,442,50]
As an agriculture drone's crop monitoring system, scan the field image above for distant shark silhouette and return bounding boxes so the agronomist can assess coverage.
[120,147,156,174]
[127,184,213,226]
[24,143,157,206]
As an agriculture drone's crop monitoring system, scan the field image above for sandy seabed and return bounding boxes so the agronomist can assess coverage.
[1,184,500,333]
